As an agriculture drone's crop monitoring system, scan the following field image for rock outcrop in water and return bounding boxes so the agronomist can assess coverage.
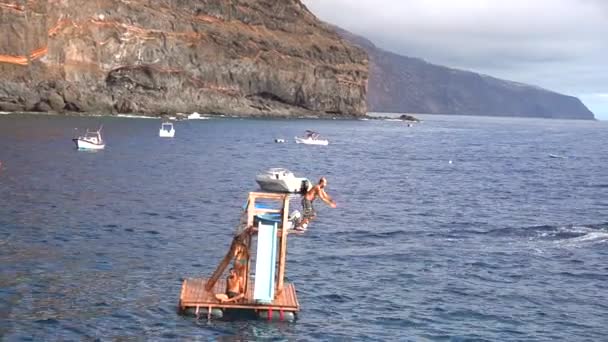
[0,0,368,116]
[336,27,595,120]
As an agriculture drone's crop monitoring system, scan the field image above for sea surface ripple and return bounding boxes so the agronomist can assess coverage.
[1,114,607,341]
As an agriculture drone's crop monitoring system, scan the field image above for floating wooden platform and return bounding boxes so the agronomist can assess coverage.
[179,192,303,321]
[179,278,299,318]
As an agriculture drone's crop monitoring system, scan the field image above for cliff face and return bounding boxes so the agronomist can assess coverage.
[0,0,368,116]
[337,28,595,120]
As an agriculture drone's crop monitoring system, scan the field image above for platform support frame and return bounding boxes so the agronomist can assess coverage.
[205,192,291,299]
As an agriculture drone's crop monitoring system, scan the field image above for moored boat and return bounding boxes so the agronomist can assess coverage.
[72,126,105,150]
[255,168,310,193]
[159,122,175,137]
[187,112,201,119]
[294,130,329,145]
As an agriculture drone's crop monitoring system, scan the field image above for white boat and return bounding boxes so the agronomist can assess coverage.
[295,136,329,145]
[73,126,105,150]
[187,112,201,119]
[255,168,310,193]
[159,122,175,138]
[274,138,285,143]
[294,130,329,145]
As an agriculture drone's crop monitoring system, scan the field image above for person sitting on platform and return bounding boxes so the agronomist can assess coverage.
[296,177,336,231]
[219,268,245,303]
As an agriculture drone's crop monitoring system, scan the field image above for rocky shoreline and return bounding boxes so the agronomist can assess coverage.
[1,109,421,123]
[0,79,365,118]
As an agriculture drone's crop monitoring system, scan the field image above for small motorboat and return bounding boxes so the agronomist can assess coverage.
[255,168,310,193]
[294,130,329,146]
[274,138,285,143]
[187,112,201,119]
[73,126,105,150]
[159,122,175,138]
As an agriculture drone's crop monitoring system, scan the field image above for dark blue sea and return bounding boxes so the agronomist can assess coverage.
[1,113,607,341]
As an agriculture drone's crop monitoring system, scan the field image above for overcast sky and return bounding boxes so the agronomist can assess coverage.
[302,0,608,119]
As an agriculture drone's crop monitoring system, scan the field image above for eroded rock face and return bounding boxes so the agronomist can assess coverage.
[0,0,368,116]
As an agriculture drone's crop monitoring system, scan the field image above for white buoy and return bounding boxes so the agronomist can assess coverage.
[448,160,453,164]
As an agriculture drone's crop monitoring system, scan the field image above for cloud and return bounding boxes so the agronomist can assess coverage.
[580,94,608,120]
[302,0,608,117]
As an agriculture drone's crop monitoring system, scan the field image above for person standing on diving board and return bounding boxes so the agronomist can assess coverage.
[296,177,336,231]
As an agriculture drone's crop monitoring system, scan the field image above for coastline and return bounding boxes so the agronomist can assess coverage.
[0,110,419,122]
[5,110,602,122]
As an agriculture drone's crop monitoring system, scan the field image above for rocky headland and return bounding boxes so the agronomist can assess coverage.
[336,27,595,120]
[0,0,368,117]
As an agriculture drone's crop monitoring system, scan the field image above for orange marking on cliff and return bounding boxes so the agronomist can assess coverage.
[0,54,28,66]
[48,17,203,44]
[29,46,48,60]
[0,46,48,66]
[0,2,24,12]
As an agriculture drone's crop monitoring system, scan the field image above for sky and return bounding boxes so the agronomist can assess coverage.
[302,0,608,120]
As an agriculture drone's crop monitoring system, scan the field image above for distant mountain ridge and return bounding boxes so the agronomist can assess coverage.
[336,27,595,120]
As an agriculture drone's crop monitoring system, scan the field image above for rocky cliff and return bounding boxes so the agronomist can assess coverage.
[0,0,368,116]
[337,28,595,120]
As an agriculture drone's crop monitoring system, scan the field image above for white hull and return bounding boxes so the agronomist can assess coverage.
[73,139,105,150]
[256,178,306,193]
[159,129,175,137]
[187,112,209,120]
[255,168,309,193]
[294,136,329,145]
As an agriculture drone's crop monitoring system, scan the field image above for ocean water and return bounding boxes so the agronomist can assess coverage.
[1,113,607,341]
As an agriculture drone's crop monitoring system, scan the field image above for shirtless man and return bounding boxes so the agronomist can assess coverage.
[297,177,336,231]
[220,268,244,303]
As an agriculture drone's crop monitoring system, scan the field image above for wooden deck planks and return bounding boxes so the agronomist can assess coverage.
[180,278,299,311]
